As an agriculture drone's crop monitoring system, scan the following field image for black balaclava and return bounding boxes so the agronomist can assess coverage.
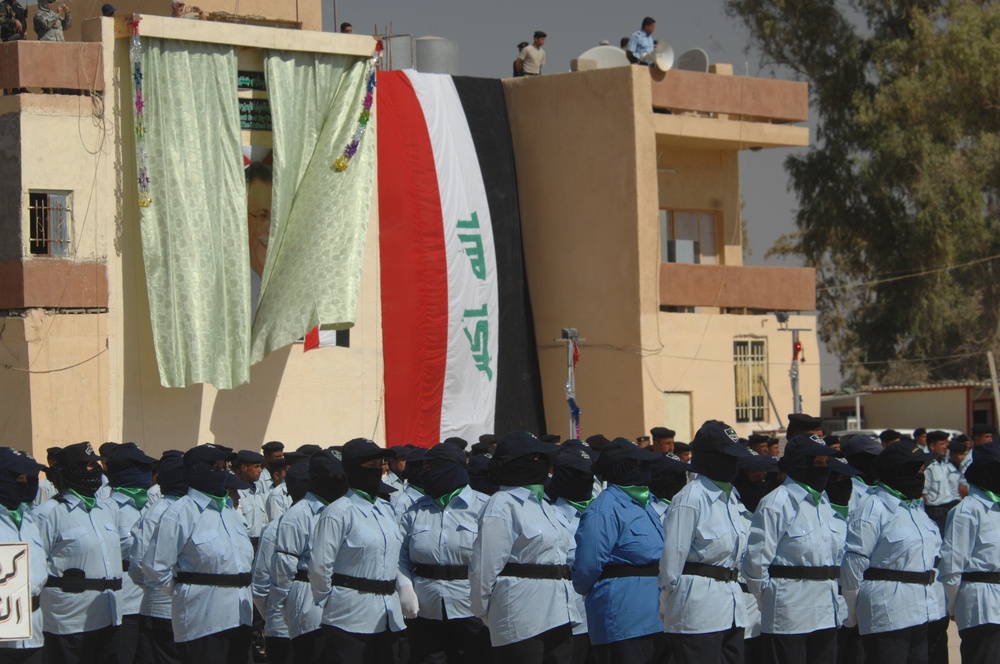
[309,451,348,504]
[285,464,310,503]
[108,460,153,490]
[546,466,594,503]
[157,456,188,498]
[344,456,384,498]
[0,469,21,511]
[733,472,769,512]
[403,458,425,490]
[782,455,830,494]
[965,461,1000,494]
[880,460,925,500]
[490,453,549,487]
[650,470,687,503]
[826,473,853,506]
[845,453,879,486]
[18,474,38,505]
[60,463,104,497]
[604,458,652,487]
[691,452,740,483]
[187,461,229,496]
[422,461,469,500]
[468,455,498,495]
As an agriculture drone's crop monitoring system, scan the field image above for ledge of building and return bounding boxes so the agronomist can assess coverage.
[653,113,809,150]
[650,68,808,123]
[0,259,108,309]
[659,262,816,311]
[0,42,103,93]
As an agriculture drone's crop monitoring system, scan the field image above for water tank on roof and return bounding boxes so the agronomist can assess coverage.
[415,36,458,75]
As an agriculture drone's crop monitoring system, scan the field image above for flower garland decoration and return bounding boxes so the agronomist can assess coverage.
[129,15,151,207]
[333,40,382,172]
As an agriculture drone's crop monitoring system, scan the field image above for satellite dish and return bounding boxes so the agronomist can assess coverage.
[675,48,710,73]
[653,39,675,71]
[575,45,630,69]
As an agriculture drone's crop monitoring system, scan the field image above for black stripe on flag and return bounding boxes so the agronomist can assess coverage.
[452,76,547,437]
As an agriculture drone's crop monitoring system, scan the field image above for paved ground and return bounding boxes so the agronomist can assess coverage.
[948,620,961,661]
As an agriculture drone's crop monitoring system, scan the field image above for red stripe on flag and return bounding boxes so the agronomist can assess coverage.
[303,326,320,351]
[377,71,448,448]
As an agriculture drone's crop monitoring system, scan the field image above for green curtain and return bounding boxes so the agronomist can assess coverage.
[139,38,249,389]
[252,51,375,363]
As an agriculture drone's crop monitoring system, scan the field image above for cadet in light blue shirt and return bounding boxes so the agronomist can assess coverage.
[129,451,186,664]
[743,435,845,663]
[627,16,656,64]
[470,431,575,661]
[939,441,1000,662]
[840,442,941,663]
[399,443,492,662]
[572,438,666,662]
[252,520,289,660]
[924,431,963,533]
[392,448,426,516]
[233,451,267,542]
[659,421,751,664]
[142,444,255,662]
[309,439,404,662]
[272,452,345,659]
[0,448,49,659]
[265,475,291,522]
[841,434,882,515]
[384,445,409,496]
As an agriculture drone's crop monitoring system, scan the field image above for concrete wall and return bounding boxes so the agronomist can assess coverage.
[0,317,33,449]
[822,388,970,433]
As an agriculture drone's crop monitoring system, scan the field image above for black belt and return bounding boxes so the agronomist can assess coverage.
[331,573,395,595]
[863,568,936,585]
[413,564,469,581]
[175,571,252,588]
[31,596,39,611]
[962,571,1000,584]
[293,570,310,583]
[769,565,840,581]
[740,582,750,593]
[122,560,130,573]
[47,574,123,593]
[926,501,960,511]
[500,563,572,580]
[598,562,659,580]
[250,537,260,548]
[682,561,739,582]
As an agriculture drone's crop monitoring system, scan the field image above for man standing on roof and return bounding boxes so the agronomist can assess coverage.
[515,32,547,76]
[626,17,655,65]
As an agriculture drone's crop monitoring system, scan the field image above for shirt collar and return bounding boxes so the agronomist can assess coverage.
[64,490,96,512]
[697,473,730,502]
[188,487,225,512]
[305,492,328,513]
[873,483,919,512]
[969,485,1000,509]
[785,477,825,505]
[503,485,541,505]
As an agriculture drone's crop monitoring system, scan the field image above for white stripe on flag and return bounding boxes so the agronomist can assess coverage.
[405,71,499,443]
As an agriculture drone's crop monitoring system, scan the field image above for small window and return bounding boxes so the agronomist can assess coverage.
[29,191,71,256]
[659,209,719,265]
[734,338,767,423]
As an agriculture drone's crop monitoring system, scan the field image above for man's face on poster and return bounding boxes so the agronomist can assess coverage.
[247,176,272,277]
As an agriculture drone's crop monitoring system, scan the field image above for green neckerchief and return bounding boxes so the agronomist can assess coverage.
[876,481,921,507]
[197,490,227,511]
[6,504,23,530]
[973,485,1000,506]
[566,497,595,513]
[831,503,849,520]
[617,485,651,508]
[524,484,545,504]
[710,479,733,499]
[793,480,823,505]
[354,488,377,504]
[311,492,330,507]
[114,487,149,511]
[433,486,464,510]
[411,485,425,495]
[68,489,96,511]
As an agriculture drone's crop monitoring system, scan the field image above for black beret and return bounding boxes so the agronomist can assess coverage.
[673,442,692,453]
[478,434,497,445]
[651,427,675,439]
[948,439,970,454]
[926,430,950,444]
[425,443,467,465]
[442,437,468,450]
[585,434,611,451]
[972,423,994,436]
[236,450,264,465]
[786,413,823,435]
[341,438,396,463]
[261,441,284,454]
[878,429,901,444]
[913,428,927,437]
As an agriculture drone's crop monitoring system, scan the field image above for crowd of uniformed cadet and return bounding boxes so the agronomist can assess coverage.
[0,415,998,664]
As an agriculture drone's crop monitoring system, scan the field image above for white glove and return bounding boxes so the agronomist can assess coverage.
[842,588,858,628]
[398,583,419,620]
[945,583,959,619]
[658,590,669,624]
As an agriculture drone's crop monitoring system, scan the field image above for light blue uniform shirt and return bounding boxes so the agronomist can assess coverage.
[129,495,179,619]
[238,487,267,538]
[840,486,943,635]
[384,471,406,497]
[939,486,1000,631]
[0,509,47,649]
[309,490,405,634]
[736,502,762,639]
[272,493,326,638]
[659,475,749,634]
[959,453,973,487]
[924,458,962,505]
[111,489,148,616]
[146,484,162,509]
[265,483,291,522]
[141,488,254,642]
[394,485,424,519]
[627,28,655,62]
[550,498,588,636]
[399,486,489,620]
[34,493,124,634]
[33,478,57,506]
[252,520,288,638]
[742,479,844,634]
[572,485,662,645]
[470,486,575,646]
[850,477,873,514]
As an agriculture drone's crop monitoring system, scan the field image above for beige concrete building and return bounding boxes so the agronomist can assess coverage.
[503,65,818,442]
[821,382,998,434]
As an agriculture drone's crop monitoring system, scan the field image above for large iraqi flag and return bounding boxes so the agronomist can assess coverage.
[375,70,546,447]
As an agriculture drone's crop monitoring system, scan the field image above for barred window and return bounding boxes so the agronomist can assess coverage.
[734,339,766,423]
[29,191,71,256]
[659,209,719,265]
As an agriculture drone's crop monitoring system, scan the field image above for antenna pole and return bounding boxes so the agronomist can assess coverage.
[556,328,582,438]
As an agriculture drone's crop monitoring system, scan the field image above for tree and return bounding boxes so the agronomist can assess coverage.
[726,0,1000,385]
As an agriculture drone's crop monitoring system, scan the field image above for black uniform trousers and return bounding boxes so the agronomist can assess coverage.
[861,624,928,664]
[120,614,154,664]
[836,626,864,664]
[179,625,253,664]
[926,617,949,664]
[265,636,291,664]
[762,628,837,664]
[592,632,671,664]
[290,629,326,660]
[669,624,744,664]
[406,616,491,664]
[492,623,573,664]
[322,625,399,664]
[139,616,180,664]
[0,648,43,664]
[569,634,591,664]
[960,623,1000,664]
[43,626,120,664]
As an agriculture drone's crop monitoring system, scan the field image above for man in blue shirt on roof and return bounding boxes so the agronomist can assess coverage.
[626,16,656,65]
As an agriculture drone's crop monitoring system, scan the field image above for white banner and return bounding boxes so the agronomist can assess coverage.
[0,542,32,641]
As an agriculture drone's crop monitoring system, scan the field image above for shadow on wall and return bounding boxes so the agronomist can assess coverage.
[208,344,290,445]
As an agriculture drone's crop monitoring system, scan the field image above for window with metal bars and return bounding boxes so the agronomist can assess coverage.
[734,339,767,423]
[29,191,71,256]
